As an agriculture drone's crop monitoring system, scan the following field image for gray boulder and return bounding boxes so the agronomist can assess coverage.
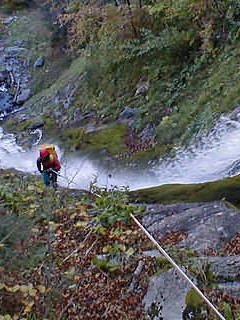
[205,254,240,282]
[34,56,45,68]
[143,268,191,320]
[119,106,138,121]
[16,89,31,104]
[142,201,240,254]
[218,281,240,299]
[0,72,7,82]
[5,47,26,55]
[3,17,17,25]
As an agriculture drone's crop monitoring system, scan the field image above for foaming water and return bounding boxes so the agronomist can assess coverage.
[144,116,240,188]
[0,115,240,190]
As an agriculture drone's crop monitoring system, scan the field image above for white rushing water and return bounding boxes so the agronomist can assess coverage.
[0,115,240,191]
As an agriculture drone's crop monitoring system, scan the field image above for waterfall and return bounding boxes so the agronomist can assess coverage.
[0,112,240,191]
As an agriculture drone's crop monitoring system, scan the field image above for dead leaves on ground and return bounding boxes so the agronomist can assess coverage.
[0,202,153,319]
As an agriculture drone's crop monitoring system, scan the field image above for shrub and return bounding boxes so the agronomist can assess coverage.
[3,0,33,8]
[0,212,33,268]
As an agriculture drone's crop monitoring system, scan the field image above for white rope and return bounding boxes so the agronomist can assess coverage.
[130,213,226,320]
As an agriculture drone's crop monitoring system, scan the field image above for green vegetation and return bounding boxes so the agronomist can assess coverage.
[61,123,128,152]
[129,175,240,205]
[3,0,32,9]
[0,168,240,318]
[84,123,128,153]
[3,8,71,98]
[2,0,240,156]
[2,1,240,317]
[0,169,150,318]
[185,289,206,317]
[45,0,240,147]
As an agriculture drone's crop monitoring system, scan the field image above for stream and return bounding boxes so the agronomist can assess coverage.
[0,113,240,191]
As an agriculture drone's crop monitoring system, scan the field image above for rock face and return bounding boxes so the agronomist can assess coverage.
[34,56,45,68]
[204,255,240,299]
[206,254,240,282]
[142,201,240,254]
[16,88,31,105]
[142,268,191,320]
[0,16,32,118]
[141,201,240,319]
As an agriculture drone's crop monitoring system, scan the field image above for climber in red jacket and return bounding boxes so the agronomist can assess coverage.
[37,148,61,187]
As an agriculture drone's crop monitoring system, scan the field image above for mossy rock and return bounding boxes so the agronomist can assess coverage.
[184,289,207,319]
[185,289,204,310]
[81,123,128,155]
[61,127,85,151]
[129,175,240,206]
[3,114,59,144]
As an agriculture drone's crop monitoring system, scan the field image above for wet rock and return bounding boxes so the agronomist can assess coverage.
[135,79,149,96]
[139,123,156,143]
[143,250,162,258]
[72,108,83,122]
[34,56,45,68]
[226,158,240,176]
[0,92,14,111]
[0,92,14,119]
[119,106,138,121]
[14,40,24,47]
[0,72,7,82]
[5,47,27,55]
[142,201,240,254]
[54,84,77,111]
[227,104,240,121]
[142,268,191,320]
[6,65,13,72]
[16,88,31,104]
[2,17,17,25]
[193,255,240,298]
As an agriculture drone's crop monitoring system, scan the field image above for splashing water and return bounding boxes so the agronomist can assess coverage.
[0,115,240,190]
[142,115,240,189]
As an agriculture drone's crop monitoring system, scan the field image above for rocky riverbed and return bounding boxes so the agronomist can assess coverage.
[0,15,32,119]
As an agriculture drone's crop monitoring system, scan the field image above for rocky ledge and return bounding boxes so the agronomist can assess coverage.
[141,200,240,319]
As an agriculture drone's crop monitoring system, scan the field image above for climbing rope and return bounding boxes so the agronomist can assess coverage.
[130,213,226,320]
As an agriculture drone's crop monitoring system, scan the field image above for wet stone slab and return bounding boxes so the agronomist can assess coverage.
[142,201,240,254]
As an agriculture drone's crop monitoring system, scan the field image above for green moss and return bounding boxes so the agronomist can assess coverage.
[129,175,240,205]
[61,127,85,151]
[41,114,57,130]
[3,115,56,133]
[3,0,31,9]
[82,123,128,155]
[221,302,234,320]
[185,289,204,310]
[2,118,35,132]
[153,257,172,275]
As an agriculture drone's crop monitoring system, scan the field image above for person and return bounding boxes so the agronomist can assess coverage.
[37,148,61,188]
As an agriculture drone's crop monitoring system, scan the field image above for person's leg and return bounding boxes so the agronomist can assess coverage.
[42,172,50,186]
[50,172,58,188]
